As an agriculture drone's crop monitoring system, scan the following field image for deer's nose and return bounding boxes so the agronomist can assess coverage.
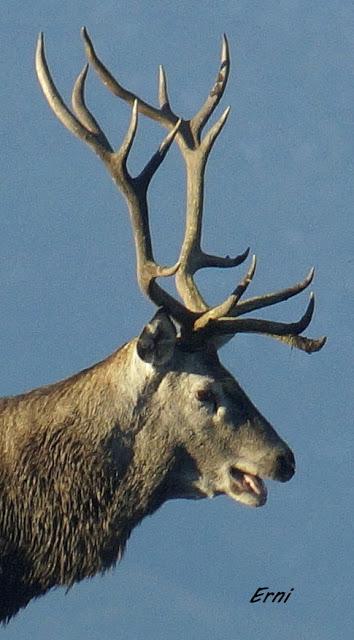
[276,449,296,482]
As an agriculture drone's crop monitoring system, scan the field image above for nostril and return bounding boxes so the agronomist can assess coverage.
[276,449,296,482]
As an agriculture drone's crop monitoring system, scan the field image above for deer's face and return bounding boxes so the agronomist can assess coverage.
[136,311,295,508]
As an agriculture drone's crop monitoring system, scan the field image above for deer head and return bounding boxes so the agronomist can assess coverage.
[33,29,326,510]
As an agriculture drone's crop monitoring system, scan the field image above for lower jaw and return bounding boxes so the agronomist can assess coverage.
[231,490,267,507]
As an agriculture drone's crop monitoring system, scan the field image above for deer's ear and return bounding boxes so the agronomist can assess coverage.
[137,309,177,366]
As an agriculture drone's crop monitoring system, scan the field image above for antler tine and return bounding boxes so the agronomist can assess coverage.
[272,334,327,354]
[35,33,112,159]
[201,105,231,153]
[193,292,326,354]
[116,98,139,168]
[138,117,182,190]
[81,27,178,129]
[72,64,111,147]
[190,34,230,140]
[194,255,257,330]
[228,291,317,336]
[158,65,172,113]
[231,267,315,317]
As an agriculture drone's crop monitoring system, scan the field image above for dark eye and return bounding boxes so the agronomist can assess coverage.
[196,389,218,410]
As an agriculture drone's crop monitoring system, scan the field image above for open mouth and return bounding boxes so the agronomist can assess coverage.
[228,466,267,507]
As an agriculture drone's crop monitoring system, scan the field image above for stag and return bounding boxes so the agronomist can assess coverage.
[0,30,325,623]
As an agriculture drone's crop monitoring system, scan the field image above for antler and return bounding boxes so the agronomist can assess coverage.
[35,29,326,354]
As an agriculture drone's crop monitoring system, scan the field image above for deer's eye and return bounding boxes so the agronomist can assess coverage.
[196,389,218,411]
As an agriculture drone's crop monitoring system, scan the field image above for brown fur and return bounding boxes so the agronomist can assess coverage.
[0,341,172,621]
[0,317,295,623]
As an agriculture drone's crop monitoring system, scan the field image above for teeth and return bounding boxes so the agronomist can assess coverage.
[228,466,267,505]
[243,473,261,495]
[230,466,265,496]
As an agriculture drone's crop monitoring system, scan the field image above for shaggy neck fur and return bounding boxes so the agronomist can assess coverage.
[0,340,175,622]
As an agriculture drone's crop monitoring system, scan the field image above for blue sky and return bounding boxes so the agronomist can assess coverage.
[1,1,353,639]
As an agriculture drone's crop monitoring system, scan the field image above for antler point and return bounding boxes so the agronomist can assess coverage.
[221,33,230,58]
[221,34,230,57]
[36,32,45,56]
[81,26,92,49]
